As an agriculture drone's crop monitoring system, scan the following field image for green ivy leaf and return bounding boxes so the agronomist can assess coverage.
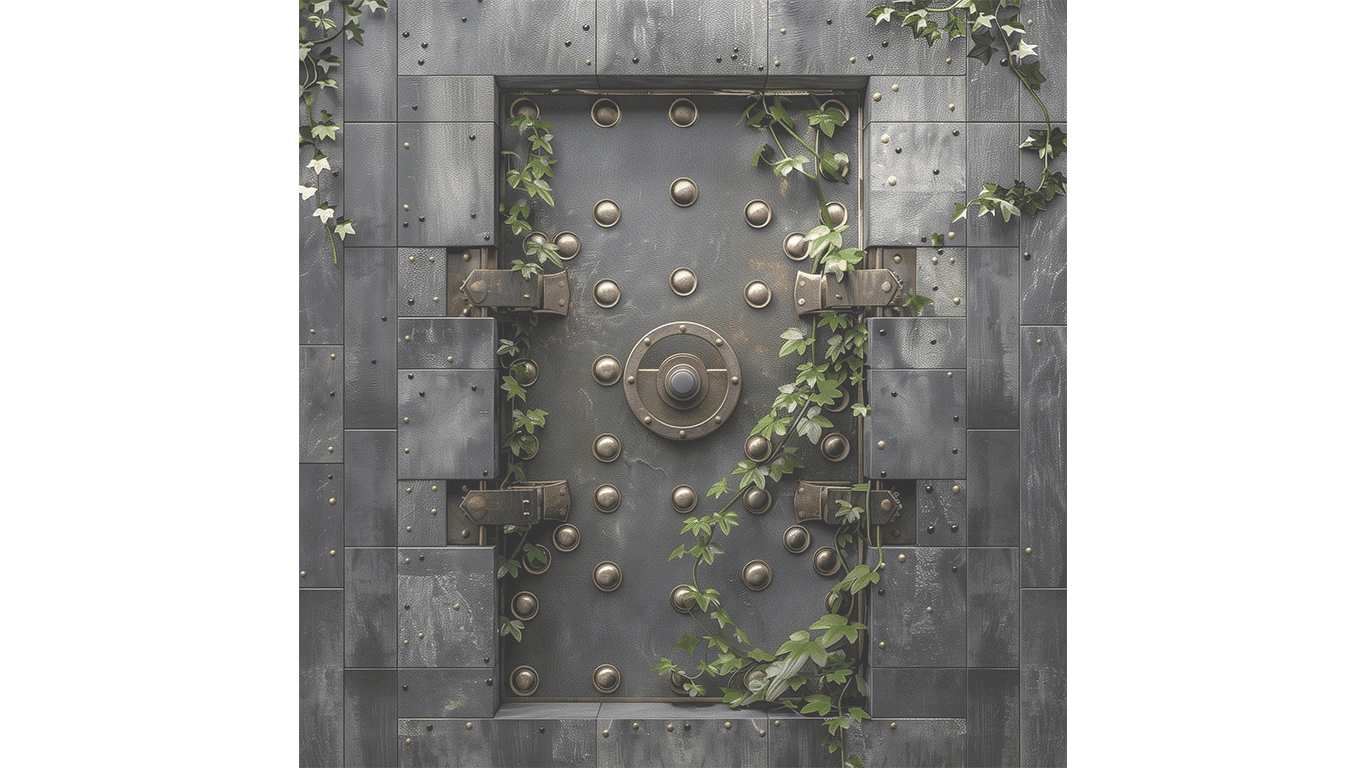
[674,632,700,655]
[968,31,996,65]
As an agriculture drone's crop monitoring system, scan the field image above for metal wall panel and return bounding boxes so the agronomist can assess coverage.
[769,0,966,87]
[301,590,343,768]
[345,248,398,427]
[915,247,966,318]
[301,464,344,587]
[968,669,1020,768]
[301,345,343,463]
[397,546,497,668]
[967,548,1019,668]
[396,0,595,82]
[964,123,1020,247]
[866,123,965,248]
[869,547,966,667]
[345,669,397,768]
[345,547,397,667]
[344,5,396,122]
[865,370,965,480]
[597,704,767,768]
[596,0,768,88]
[399,708,598,767]
[967,248,1019,429]
[396,369,497,480]
[868,668,967,719]
[344,430,398,546]
[1021,123,1066,326]
[302,128,344,343]
[768,717,967,768]
[1020,327,1065,588]
[398,248,447,317]
[868,317,967,370]
[345,123,398,248]
[966,61,1018,122]
[398,668,496,718]
[1020,0,1067,123]
[916,480,967,547]
[399,76,497,122]
[397,317,496,369]
[864,77,966,125]
[396,123,495,247]
[398,481,446,547]
[1021,590,1065,767]
[967,430,1019,546]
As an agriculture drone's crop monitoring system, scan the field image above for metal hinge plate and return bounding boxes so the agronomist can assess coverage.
[462,269,569,315]
[793,480,903,526]
[794,269,906,316]
[459,480,571,526]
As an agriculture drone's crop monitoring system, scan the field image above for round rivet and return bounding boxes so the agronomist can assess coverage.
[553,231,580,260]
[671,485,698,513]
[880,134,890,144]
[593,199,621,228]
[744,435,772,462]
[666,723,675,732]
[724,721,732,730]
[405,738,412,744]
[594,484,622,513]
[403,447,410,453]
[947,231,956,240]
[328,353,336,360]
[784,232,809,261]
[742,560,772,591]
[877,440,886,450]
[511,358,539,387]
[522,545,551,575]
[953,297,961,305]
[669,177,698,207]
[669,98,698,128]
[758,730,767,738]
[893,253,903,263]
[1025,547,1033,555]
[825,202,848,228]
[872,92,882,102]
[813,547,840,576]
[602,730,610,739]
[744,280,772,309]
[821,433,851,462]
[948,103,956,111]
[667,670,689,696]
[926,606,934,613]
[510,666,539,696]
[744,199,772,228]
[553,524,580,552]
[671,584,698,613]
[743,486,773,515]
[877,641,886,649]
[402,639,409,645]
[593,664,621,694]
[300,571,307,577]
[952,485,961,494]
[453,603,461,610]
[849,57,856,63]
[670,267,698,296]
[403,204,410,211]
[593,279,621,308]
[783,525,811,554]
[509,97,539,120]
[402,417,409,423]
[890,722,898,730]
[417,632,424,639]
[522,230,548,255]
[887,176,897,186]
[591,98,621,128]
[632,723,640,730]
[593,561,623,592]
[591,355,622,386]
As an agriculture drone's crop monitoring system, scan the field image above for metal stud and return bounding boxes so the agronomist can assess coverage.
[669,98,698,128]
[1025,547,1033,555]
[819,99,850,125]
[892,83,900,91]
[669,177,698,208]
[812,546,840,576]
[825,202,848,228]
[744,280,772,309]
[511,591,539,621]
[783,232,809,261]
[592,664,621,694]
[592,355,623,386]
[511,358,539,386]
[668,671,688,696]
[671,485,698,513]
[593,199,621,228]
[743,199,772,228]
[590,98,620,128]
[553,231,580,260]
[744,435,772,462]
[742,560,773,591]
[820,433,851,462]
[592,561,622,592]
[509,97,539,120]
[783,525,811,554]
[743,486,773,515]
[820,155,849,182]
[593,279,621,308]
[553,524,580,552]
[522,545,551,575]
[670,267,698,296]
[670,584,697,613]
[509,665,539,696]
[522,230,548,255]
[887,176,897,186]
[872,92,882,102]
[594,484,622,513]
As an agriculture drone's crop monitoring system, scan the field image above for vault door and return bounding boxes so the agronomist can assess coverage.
[501,93,862,701]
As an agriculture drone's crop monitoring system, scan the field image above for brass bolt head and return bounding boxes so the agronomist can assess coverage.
[897,553,906,563]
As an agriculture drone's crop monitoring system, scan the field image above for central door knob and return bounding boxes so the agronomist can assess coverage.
[666,366,699,400]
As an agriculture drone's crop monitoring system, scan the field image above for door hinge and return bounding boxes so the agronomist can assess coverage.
[793,480,903,526]
[794,269,906,316]
[462,269,570,316]
[459,480,571,526]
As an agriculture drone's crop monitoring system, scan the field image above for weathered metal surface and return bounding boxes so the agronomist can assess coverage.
[1021,589,1066,767]
[968,248,1019,429]
[1021,123,1067,326]
[864,370,965,480]
[915,480,966,547]
[344,548,397,667]
[768,0,966,86]
[344,430,397,547]
[597,703,767,767]
[1021,0,1067,123]
[460,481,570,526]
[793,480,903,527]
[344,669,397,768]
[966,60,1018,122]
[300,464,344,587]
[967,430,1019,546]
[397,123,495,247]
[398,546,497,668]
[964,123,1020,248]
[342,4,395,122]
[397,317,496,369]
[794,270,905,315]
[865,124,965,247]
[300,346,343,463]
[968,548,1019,668]
[768,716,967,768]
[397,369,498,481]
[300,589,343,768]
[300,157,344,342]
[345,249,398,427]
[869,547,966,667]
[596,0,768,88]
[398,248,447,318]
[868,317,967,370]
[867,668,967,719]
[863,76,966,125]
[915,247,966,318]
[462,268,570,315]
[968,669,1020,768]
[399,481,446,547]
[344,123,397,248]
[1021,327,1065,588]
[399,76,497,122]
[398,668,497,718]
[398,705,598,767]
[397,0,595,83]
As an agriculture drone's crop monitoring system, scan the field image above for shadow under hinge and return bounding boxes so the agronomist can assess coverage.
[462,269,569,315]
[459,480,571,526]
[793,480,903,526]
[794,269,906,316]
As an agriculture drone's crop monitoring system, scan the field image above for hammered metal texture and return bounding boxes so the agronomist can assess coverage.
[300,346,343,463]
[1021,589,1066,767]
[399,707,598,767]
[397,0,595,83]
[300,177,344,343]
[398,481,446,547]
[343,4,396,122]
[768,716,967,768]
[345,249,398,428]
[397,369,497,481]
[1021,327,1066,588]
[869,547,966,667]
[866,124,966,248]
[1021,123,1067,326]
[964,124,1020,247]
[597,704,767,767]
[916,248,966,318]
[868,317,967,370]
[865,370,965,480]
[398,668,496,718]
[398,248,446,318]
[966,59,1018,122]
[868,668,967,719]
[968,248,1019,429]
[397,317,496,369]
[345,123,397,248]
[969,669,1021,768]
[300,589,343,768]
[864,76,966,125]
[344,669,397,768]
[769,0,966,87]
[397,547,497,668]
[968,548,1020,668]
[967,430,1019,546]
[1021,0,1067,123]
[400,76,497,122]
[344,430,397,547]
[344,547,397,668]
[397,123,495,247]
[301,464,344,587]
[596,0,768,88]
[916,480,966,547]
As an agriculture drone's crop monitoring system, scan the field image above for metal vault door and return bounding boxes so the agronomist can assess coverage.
[497,93,863,701]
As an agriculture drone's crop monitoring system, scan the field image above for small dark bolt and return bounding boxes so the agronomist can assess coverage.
[381,317,387,321]
[891,391,897,397]
[878,329,886,336]
[930,339,937,345]
[950,523,959,532]
[402,31,409,37]
[407,373,414,379]
[952,129,960,136]
[867,54,874,60]
[926,485,934,492]
[953,415,960,422]
[403,222,409,227]
[408,298,415,305]
[827,19,833,24]
[734,47,740,53]
[404,604,411,610]
[952,448,958,454]
[484,235,491,241]
[583,24,590,30]
[419,391,425,396]
[471,384,478,391]
[486,679,493,686]
[418,60,424,65]
[1023,252,1032,260]
[632,56,639,63]
[566,41,572,47]
[877,588,885,595]
[920,236,928,243]
[412,105,419,110]
[539,726,545,733]
[895,147,901,153]
[420,42,427,49]
[928,525,935,533]
[933,169,939,175]
[461,17,467,22]
[1001,58,1009,66]
[880,470,887,477]
[731,54,738,60]
[427,725,433,731]
[327,474,333,480]
[418,216,425,222]
[371,359,377,365]
[932,285,939,291]
[402,685,409,691]
[418,555,424,561]
[484,656,490,663]
[952,565,958,572]
[471,213,477,219]
[483,470,489,476]
[470,134,476,140]
[716,57,723,62]
[937,249,945,255]
[758,65,764,71]
[882,40,889,47]
[684,723,691,731]
[329,391,335,397]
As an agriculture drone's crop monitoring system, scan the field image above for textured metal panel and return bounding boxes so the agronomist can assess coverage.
[1021,123,1067,326]
[1020,327,1065,587]
[397,0,595,80]
[345,123,398,247]
[397,546,497,667]
[345,547,397,667]
[396,369,497,480]
[868,317,966,370]
[865,370,965,480]
[864,77,966,125]
[968,548,1019,667]
[397,317,496,369]
[398,248,446,317]
[301,345,343,463]
[968,669,1020,768]
[966,61,1018,122]
[964,123,1020,247]
[346,248,398,428]
[866,191,966,252]
[344,5,396,122]
[399,711,598,767]
[867,668,967,719]
[301,464,344,587]
[967,430,1019,546]
[769,0,966,86]
[768,717,967,768]
[1021,590,1066,767]
[597,704,767,768]
[397,668,496,718]
[301,129,344,343]
[869,547,966,667]
[399,76,496,122]
[344,669,397,768]
[344,430,398,546]
[397,123,495,247]
[967,248,1019,429]
[399,480,446,547]
[596,0,768,87]
[301,590,343,768]
[866,123,965,249]
[1021,0,1066,123]
[916,247,966,318]
[916,480,966,547]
